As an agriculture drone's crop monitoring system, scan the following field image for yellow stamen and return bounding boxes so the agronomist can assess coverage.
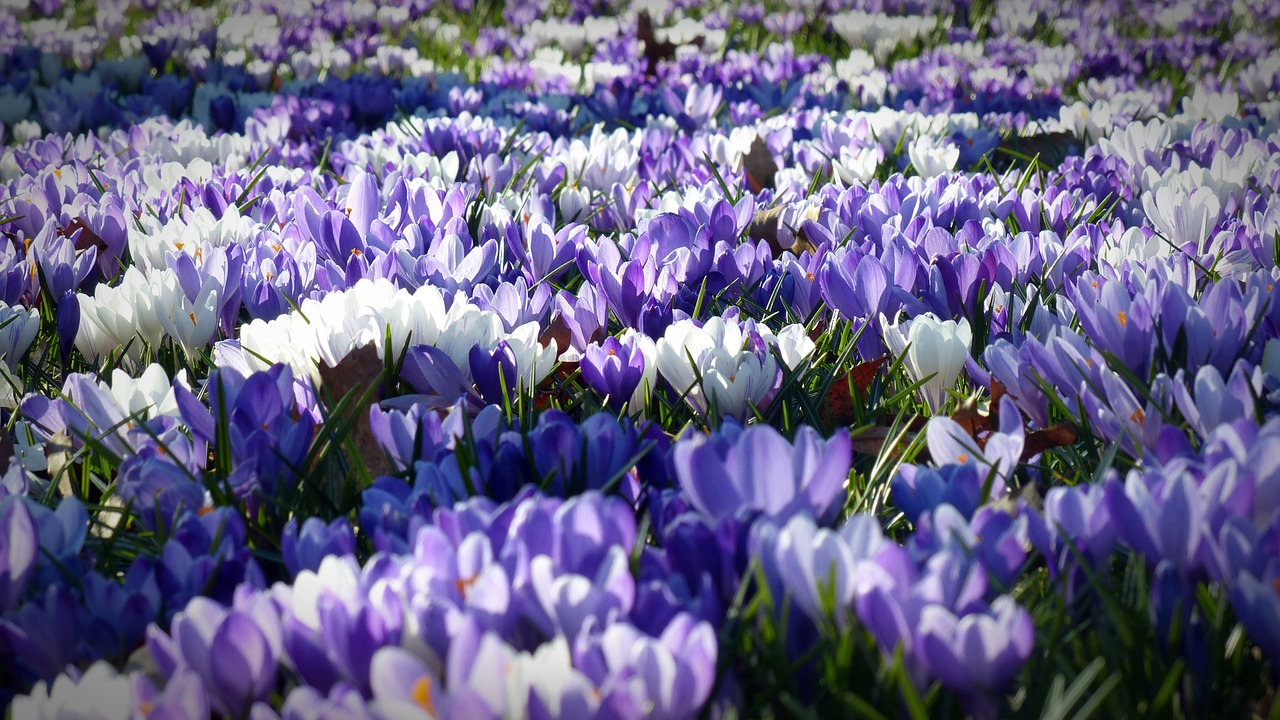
[957,453,969,463]
[1116,310,1127,327]
[1130,408,1145,425]
[412,676,436,714]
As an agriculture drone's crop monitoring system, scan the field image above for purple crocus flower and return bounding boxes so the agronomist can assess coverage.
[25,496,88,590]
[469,340,520,407]
[30,225,96,300]
[1105,469,1206,577]
[155,507,267,618]
[77,558,161,662]
[274,554,403,696]
[0,583,81,682]
[914,595,1034,720]
[367,646,442,720]
[750,513,857,627]
[1068,272,1156,379]
[55,291,78,365]
[149,589,282,717]
[581,336,648,412]
[116,449,206,535]
[281,516,357,578]
[892,462,986,525]
[1173,362,1257,440]
[523,545,635,640]
[1039,483,1117,578]
[0,496,36,613]
[1229,567,1280,664]
[572,614,719,720]
[175,364,315,509]
[673,422,852,524]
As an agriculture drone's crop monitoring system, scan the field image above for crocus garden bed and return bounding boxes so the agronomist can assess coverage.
[1,0,1279,717]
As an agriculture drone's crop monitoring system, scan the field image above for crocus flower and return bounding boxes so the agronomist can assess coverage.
[281,516,357,578]
[655,317,779,420]
[1141,185,1221,257]
[753,513,857,626]
[0,496,36,613]
[149,590,282,717]
[273,555,402,696]
[572,614,719,720]
[902,394,1026,507]
[1172,362,1257,440]
[9,660,138,720]
[0,301,40,371]
[1229,568,1280,663]
[881,313,973,413]
[914,595,1035,719]
[368,646,443,720]
[672,422,852,524]
[580,334,654,414]
[907,133,960,178]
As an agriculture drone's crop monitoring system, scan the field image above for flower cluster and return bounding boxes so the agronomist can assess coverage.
[2,0,1280,717]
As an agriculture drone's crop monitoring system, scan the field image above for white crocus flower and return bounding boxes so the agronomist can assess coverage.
[0,302,40,370]
[0,365,21,409]
[775,324,817,372]
[1180,84,1239,124]
[907,134,959,178]
[435,303,506,374]
[155,272,220,361]
[656,317,778,420]
[1099,225,1170,266]
[832,145,882,186]
[502,321,559,394]
[1098,118,1169,173]
[100,364,189,419]
[384,285,449,356]
[238,312,314,376]
[881,313,972,413]
[74,266,167,368]
[10,661,135,720]
[1141,185,1222,257]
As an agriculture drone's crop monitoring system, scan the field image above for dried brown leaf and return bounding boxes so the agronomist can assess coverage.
[1022,423,1079,460]
[742,136,777,193]
[317,343,392,479]
[822,355,889,427]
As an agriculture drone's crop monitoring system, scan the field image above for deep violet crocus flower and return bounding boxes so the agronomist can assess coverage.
[672,422,852,524]
[280,516,357,577]
[580,335,650,413]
